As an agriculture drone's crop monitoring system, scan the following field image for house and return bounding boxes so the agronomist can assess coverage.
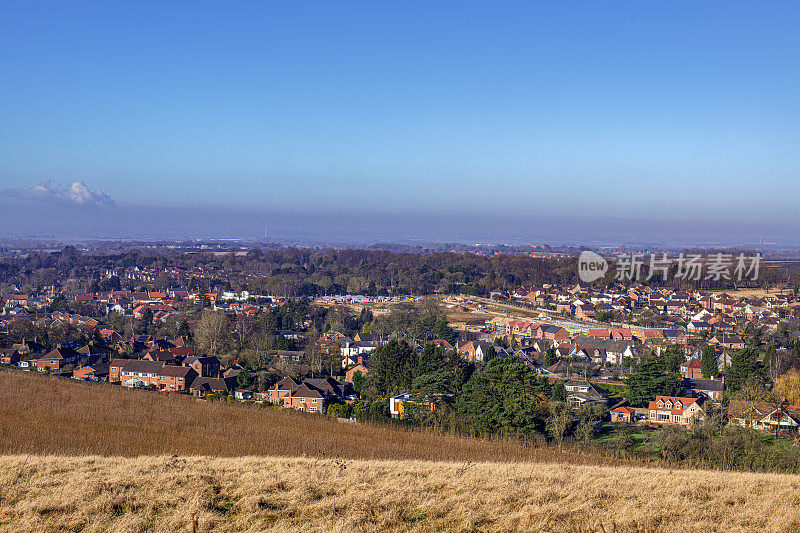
[728,400,800,435]
[112,359,197,390]
[679,357,703,379]
[456,341,494,363]
[611,328,633,341]
[588,329,611,339]
[341,340,377,359]
[564,380,609,408]
[190,377,235,397]
[709,335,745,350]
[345,363,369,383]
[687,321,712,332]
[77,342,112,363]
[267,376,351,413]
[683,378,725,401]
[142,350,180,364]
[11,337,45,355]
[34,346,80,372]
[280,383,326,413]
[73,363,110,381]
[0,349,20,365]
[648,396,704,426]
[538,325,570,341]
[610,406,635,423]
[389,392,445,419]
[234,389,253,400]
[574,346,608,366]
[574,303,596,320]
[182,355,221,378]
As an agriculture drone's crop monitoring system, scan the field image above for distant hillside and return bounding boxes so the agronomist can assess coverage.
[2,454,799,532]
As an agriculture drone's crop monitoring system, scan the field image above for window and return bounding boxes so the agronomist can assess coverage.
[658,414,670,421]
[673,415,681,422]
[690,406,696,412]
[309,407,318,412]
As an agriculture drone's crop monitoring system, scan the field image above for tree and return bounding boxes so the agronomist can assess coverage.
[551,381,566,401]
[458,357,546,438]
[367,340,417,396]
[352,371,366,395]
[237,370,255,390]
[417,343,445,376]
[701,345,718,379]
[195,310,233,356]
[546,402,573,449]
[662,345,685,373]
[544,347,558,368]
[483,346,497,363]
[625,356,682,407]
[772,368,800,405]
[137,308,153,334]
[177,319,191,338]
[727,348,761,392]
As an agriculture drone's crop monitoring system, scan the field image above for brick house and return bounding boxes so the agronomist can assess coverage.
[679,357,703,379]
[611,406,635,423]
[182,355,221,378]
[73,363,110,381]
[111,359,197,390]
[35,346,80,372]
[0,349,20,365]
[345,363,369,383]
[189,377,236,397]
[267,376,352,413]
[538,325,570,341]
[77,342,112,364]
[648,396,704,426]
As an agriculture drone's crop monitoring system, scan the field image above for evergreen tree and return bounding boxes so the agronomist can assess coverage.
[727,347,761,392]
[662,344,685,373]
[483,346,497,363]
[625,356,683,407]
[351,371,365,395]
[544,347,558,367]
[367,340,416,395]
[701,345,718,379]
[551,381,566,401]
[433,317,457,345]
[417,343,445,376]
[458,357,546,437]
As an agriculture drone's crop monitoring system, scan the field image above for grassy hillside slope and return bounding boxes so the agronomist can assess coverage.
[0,369,610,464]
[2,455,800,532]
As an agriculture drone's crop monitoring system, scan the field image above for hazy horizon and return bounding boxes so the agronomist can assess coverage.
[1,2,799,245]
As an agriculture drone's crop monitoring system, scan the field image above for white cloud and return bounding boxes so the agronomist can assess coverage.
[2,179,115,207]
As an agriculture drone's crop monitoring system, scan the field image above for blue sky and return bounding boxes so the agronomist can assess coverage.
[1,1,799,225]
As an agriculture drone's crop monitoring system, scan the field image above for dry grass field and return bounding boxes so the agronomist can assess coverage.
[3,370,800,531]
[0,369,616,465]
[2,454,800,532]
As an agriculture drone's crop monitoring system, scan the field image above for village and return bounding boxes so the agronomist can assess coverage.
[2,263,800,443]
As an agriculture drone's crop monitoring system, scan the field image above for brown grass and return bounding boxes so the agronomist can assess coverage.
[2,454,800,532]
[0,369,617,464]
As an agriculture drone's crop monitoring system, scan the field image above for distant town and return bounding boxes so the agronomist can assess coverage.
[1,242,799,470]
